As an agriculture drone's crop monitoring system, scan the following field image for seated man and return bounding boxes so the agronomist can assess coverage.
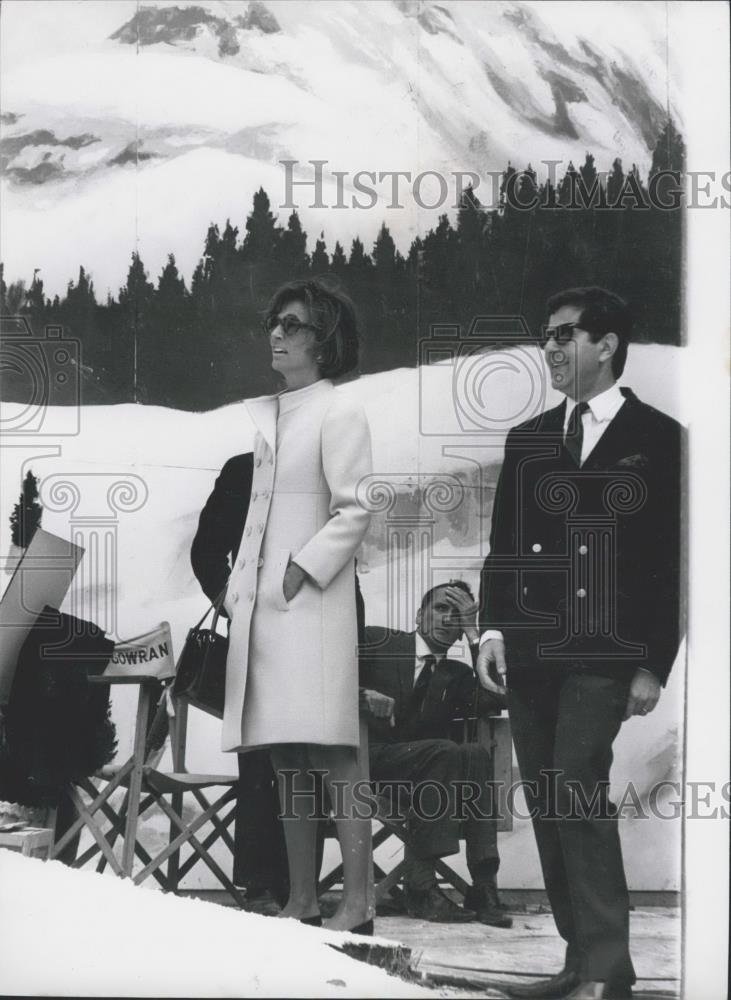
[359,580,511,927]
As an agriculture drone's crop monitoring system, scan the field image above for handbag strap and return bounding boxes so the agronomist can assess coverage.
[194,586,228,631]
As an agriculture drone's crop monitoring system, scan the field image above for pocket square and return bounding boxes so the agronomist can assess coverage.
[616,453,649,468]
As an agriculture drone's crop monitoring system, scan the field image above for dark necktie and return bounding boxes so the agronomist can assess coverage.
[565,401,590,466]
[411,654,436,716]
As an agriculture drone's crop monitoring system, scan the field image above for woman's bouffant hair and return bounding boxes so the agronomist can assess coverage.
[263,276,361,379]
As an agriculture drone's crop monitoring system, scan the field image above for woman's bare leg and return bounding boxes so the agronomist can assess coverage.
[270,744,320,921]
[310,744,372,931]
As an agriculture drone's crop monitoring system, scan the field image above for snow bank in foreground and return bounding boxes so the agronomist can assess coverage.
[0,854,427,998]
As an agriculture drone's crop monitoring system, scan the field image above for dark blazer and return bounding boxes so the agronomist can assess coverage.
[479,388,684,685]
[191,454,254,611]
[359,626,503,744]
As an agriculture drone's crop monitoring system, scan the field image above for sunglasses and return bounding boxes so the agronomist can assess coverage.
[538,322,583,347]
[262,313,319,338]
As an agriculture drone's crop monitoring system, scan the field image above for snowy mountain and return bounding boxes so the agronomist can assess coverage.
[1,1,680,296]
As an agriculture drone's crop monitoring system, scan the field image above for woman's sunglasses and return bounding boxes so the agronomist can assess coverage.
[262,313,319,337]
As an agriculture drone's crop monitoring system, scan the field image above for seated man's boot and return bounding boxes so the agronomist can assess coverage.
[404,884,476,923]
[463,880,513,928]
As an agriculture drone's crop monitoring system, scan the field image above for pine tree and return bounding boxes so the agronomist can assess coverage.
[241,188,280,262]
[372,223,396,274]
[311,232,329,272]
[276,211,308,272]
[26,271,45,313]
[651,118,685,175]
[118,252,155,402]
[10,470,43,548]
[0,262,6,311]
[331,241,347,274]
[348,237,371,271]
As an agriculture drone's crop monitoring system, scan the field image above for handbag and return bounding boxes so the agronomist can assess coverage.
[172,590,229,719]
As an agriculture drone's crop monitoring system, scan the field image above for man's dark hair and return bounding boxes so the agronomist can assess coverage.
[546,286,631,378]
[263,276,360,379]
[421,578,474,611]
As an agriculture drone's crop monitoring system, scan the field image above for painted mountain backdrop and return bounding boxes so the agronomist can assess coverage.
[1,0,681,297]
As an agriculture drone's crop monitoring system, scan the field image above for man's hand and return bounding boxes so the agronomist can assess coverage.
[360,689,396,726]
[624,668,661,721]
[443,584,480,644]
[283,561,307,602]
[476,638,508,696]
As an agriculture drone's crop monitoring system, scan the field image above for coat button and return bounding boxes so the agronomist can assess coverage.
[522,586,529,596]
[257,557,264,568]
[532,543,542,553]
[255,458,262,467]
[232,592,239,604]
[238,558,246,569]
[262,490,270,499]
[576,588,587,599]
[578,545,588,555]
[257,523,264,534]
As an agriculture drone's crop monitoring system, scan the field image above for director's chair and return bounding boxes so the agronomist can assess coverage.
[51,672,245,907]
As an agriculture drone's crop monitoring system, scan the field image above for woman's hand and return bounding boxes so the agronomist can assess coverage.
[283,560,308,602]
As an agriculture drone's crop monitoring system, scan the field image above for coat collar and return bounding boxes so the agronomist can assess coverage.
[245,394,278,452]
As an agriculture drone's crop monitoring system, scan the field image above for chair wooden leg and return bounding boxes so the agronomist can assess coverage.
[133,786,246,908]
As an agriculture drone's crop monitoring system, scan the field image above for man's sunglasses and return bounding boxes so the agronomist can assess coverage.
[538,322,583,347]
[262,313,319,337]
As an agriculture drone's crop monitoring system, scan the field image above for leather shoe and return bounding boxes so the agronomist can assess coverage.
[463,883,513,929]
[508,968,579,998]
[404,885,476,923]
[565,982,632,999]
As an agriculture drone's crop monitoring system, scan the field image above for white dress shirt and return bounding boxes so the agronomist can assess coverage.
[564,383,625,466]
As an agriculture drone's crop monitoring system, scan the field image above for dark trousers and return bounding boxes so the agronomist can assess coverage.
[508,670,636,985]
[369,738,499,889]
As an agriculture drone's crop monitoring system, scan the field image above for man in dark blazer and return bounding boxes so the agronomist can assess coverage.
[360,580,511,927]
[477,288,683,999]
[191,452,366,901]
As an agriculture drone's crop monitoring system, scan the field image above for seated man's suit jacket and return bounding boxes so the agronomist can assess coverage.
[359,626,503,745]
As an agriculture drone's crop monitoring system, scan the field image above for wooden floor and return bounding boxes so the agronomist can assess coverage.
[184,889,681,997]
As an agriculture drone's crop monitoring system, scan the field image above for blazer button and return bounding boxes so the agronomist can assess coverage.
[238,557,246,569]
[523,586,529,596]
[262,490,270,500]
[255,458,262,468]
[576,588,587,599]
[578,545,588,555]
[247,591,255,602]
[257,557,264,568]
[232,592,239,604]
[532,543,542,553]
[258,523,264,534]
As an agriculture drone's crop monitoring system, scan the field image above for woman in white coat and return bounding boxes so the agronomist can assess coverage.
[223,278,373,933]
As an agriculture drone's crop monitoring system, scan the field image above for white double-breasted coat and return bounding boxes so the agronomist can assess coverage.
[221,379,372,752]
